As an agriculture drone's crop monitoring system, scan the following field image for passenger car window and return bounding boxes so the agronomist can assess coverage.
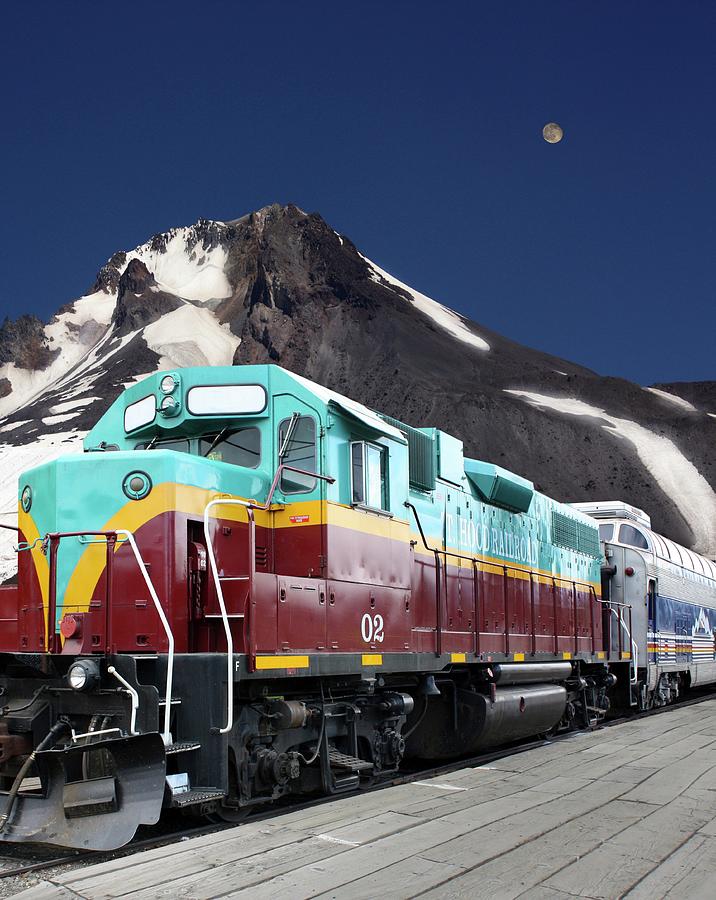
[598,524,614,542]
[200,428,261,468]
[278,416,317,493]
[351,441,388,511]
[618,524,649,550]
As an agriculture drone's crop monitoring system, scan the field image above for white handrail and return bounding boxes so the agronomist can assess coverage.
[608,607,638,685]
[107,666,139,735]
[203,497,254,735]
[115,529,174,745]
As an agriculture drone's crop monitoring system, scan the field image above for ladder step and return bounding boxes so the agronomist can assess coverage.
[158,698,182,706]
[170,788,225,809]
[328,747,374,773]
[166,742,201,755]
[203,614,245,619]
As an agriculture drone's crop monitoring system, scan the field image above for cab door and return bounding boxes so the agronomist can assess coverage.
[271,393,327,651]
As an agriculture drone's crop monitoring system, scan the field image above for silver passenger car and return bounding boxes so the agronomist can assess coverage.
[572,501,716,708]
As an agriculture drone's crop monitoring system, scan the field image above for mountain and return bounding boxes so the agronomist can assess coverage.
[1,203,715,581]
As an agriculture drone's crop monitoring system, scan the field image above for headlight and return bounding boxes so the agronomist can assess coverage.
[158,395,181,417]
[160,374,177,395]
[67,659,100,692]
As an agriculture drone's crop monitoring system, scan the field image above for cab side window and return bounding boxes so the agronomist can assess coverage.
[351,441,388,512]
[278,416,317,493]
[619,524,649,550]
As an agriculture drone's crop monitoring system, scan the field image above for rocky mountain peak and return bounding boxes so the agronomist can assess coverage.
[112,258,182,335]
[0,314,58,371]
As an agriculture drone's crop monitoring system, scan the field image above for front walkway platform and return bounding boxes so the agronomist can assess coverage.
[16,698,716,899]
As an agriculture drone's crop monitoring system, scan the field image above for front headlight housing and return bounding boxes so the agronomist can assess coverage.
[67,658,100,692]
[160,373,178,395]
[158,394,181,417]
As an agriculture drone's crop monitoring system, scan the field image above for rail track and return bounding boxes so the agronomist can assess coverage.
[2,685,715,885]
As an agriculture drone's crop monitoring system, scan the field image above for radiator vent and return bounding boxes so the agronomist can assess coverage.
[552,511,600,557]
[255,546,268,569]
[379,415,436,491]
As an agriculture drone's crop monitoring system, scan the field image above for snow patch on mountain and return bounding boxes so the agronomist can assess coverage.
[129,229,232,302]
[0,420,32,434]
[362,256,490,352]
[49,397,101,415]
[143,305,240,369]
[645,387,698,413]
[0,289,118,419]
[42,413,82,425]
[506,389,716,557]
[0,432,84,582]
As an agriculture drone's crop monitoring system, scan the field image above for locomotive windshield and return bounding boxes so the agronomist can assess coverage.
[136,427,261,468]
[137,437,190,453]
[199,427,261,467]
[618,523,649,550]
[598,523,614,541]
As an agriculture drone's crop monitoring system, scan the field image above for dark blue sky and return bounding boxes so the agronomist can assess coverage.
[1,1,714,384]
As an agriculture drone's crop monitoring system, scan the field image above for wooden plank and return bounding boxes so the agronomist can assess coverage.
[312,854,466,900]
[543,803,713,898]
[623,834,716,899]
[418,799,658,899]
[620,747,716,805]
[222,818,473,899]
[59,824,312,898]
[10,885,79,900]
[126,837,347,900]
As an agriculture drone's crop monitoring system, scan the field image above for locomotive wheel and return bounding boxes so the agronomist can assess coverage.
[207,803,251,824]
[208,753,250,823]
[82,746,115,780]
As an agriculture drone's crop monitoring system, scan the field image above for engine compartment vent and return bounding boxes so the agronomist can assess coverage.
[552,511,600,557]
[379,415,436,492]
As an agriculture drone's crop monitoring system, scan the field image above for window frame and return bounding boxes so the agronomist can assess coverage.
[350,439,390,515]
[618,523,650,551]
[199,426,262,469]
[186,383,267,416]
[137,437,191,454]
[277,415,318,494]
[124,394,157,433]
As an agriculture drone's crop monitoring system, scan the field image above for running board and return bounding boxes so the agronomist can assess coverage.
[328,747,374,773]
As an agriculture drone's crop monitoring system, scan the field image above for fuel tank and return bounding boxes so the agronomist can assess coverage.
[491,662,573,685]
[405,684,567,760]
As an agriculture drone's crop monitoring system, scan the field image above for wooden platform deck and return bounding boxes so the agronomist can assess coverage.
[15,698,716,899]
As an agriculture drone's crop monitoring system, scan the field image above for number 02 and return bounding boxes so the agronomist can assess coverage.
[361,613,384,643]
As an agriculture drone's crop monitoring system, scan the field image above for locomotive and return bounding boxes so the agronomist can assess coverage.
[0,364,704,850]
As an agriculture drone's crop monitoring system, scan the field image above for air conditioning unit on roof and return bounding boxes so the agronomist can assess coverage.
[569,500,651,529]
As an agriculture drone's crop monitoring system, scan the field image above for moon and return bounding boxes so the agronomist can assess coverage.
[542,122,564,143]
